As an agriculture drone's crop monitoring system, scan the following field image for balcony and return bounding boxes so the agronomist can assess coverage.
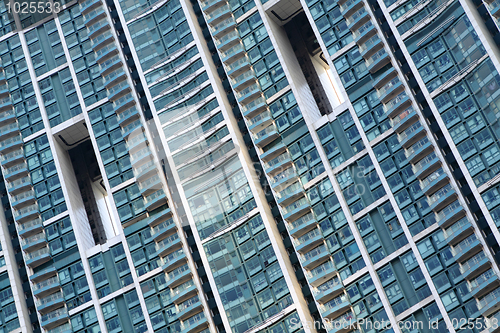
[108,80,131,101]
[0,134,23,153]
[138,174,162,195]
[36,291,65,314]
[121,120,143,139]
[346,7,370,30]
[14,204,40,223]
[227,56,251,77]
[443,217,473,245]
[437,200,466,229]
[148,207,172,227]
[294,228,323,253]
[206,5,232,25]
[252,124,279,147]
[0,96,13,112]
[87,19,110,39]
[451,233,482,262]
[99,55,122,76]
[469,269,500,299]
[390,107,418,133]
[104,67,127,90]
[200,0,226,12]
[25,246,51,268]
[91,31,114,53]
[488,0,500,17]
[427,184,457,212]
[95,43,119,64]
[300,245,330,269]
[79,0,102,14]
[236,83,262,104]
[32,276,60,297]
[171,281,198,304]
[166,264,192,288]
[377,77,404,103]
[11,189,36,208]
[320,294,351,319]
[384,92,411,117]
[151,217,176,241]
[21,232,47,252]
[366,48,391,74]
[276,182,304,206]
[41,307,68,329]
[18,218,44,238]
[241,96,267,118]
[0,122,20,140]
[7,176,32,195]
[113,94,135,113]
[420,168,448,195]
[405,137,433,164]
[211,17,236,37]
[306,260,337,287]
[126,133,148,154]
[248,111,273,133]
[460,252,491,280]
[340,0,363,17]
[180,313,208,333]
[263,152,292,175]
[270,168,298,190]
[232,70,257,92]
[83,7,106,27]
[325,312,356,333]
[287,213,317,237]
[145,189,167,211]
[130,147,153,169]
[221,44,246,64]
[0,148,25,168]
[3,162,28,180]
[215,30,240,51]
[412,152,440,180]
[485,311,500,333]
[161,249,187,272]
[479,287,500,316]
[0,109,16,126]
[156,234,182,257]
[397,121,425,148]
[177,296,203,320]
[353,21,376,45]
[313,277,344,303]
[283,198,311,222]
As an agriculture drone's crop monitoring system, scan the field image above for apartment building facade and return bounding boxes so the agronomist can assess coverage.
[0,0,500,331]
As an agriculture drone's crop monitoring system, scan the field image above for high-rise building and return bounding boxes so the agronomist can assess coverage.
[0,0,500,331]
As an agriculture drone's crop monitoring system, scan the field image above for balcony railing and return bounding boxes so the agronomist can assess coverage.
[359,34,380,53]
[220,44,244,61]
[276,182,302,200]
[468,269,496,292]
[319,294,349,312]
[405,136,429,158]
[287,213,315,231]
[210,17,235,34]
[252,125,277,141]
[0,148,24,163]
[41,307,67,323]
[443,216,469,238]
[25,247,50,261]
[17,218,43,232]
[226,56,250,73]
[236,83,260,100]
[263,152,290,170]
[420,168,445,189]
[178,295,200,312]
[346,7,366,25]
[240,96,265,114]
[180,312,205,331]
[300,244,327,262]
[352,21,374,40]
[459,251,486,274]
[312,276,341,296]
[294,227,321,246]
[427,183,453,206]
[20,232,45,247]
[384,91,408,111]
[437,200,462,221]
[340,0,359,11]
[12,189,35,203]
[397,121,421,142]
[167,263,190,281]
[205,4,230,21]
[270,167,296,185]
[306,260,335,279]
[214,30,239,47]
[32,276,59,292]
[451,233,477,256]
[47,323,71,333]
[478,287,500,310]
[377,77,400,98]
[247,110,271,127]
[0,122,18,136]
[171,280,195,298]
[36,291,63,307]
[151,218,175,236]
[390,107,414,127]
[412,152,437,174]
[155,233,180,251]
[13,204,38,219]
[283,197,309,216]
[161,248,184,266]
[3,161,27,175]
